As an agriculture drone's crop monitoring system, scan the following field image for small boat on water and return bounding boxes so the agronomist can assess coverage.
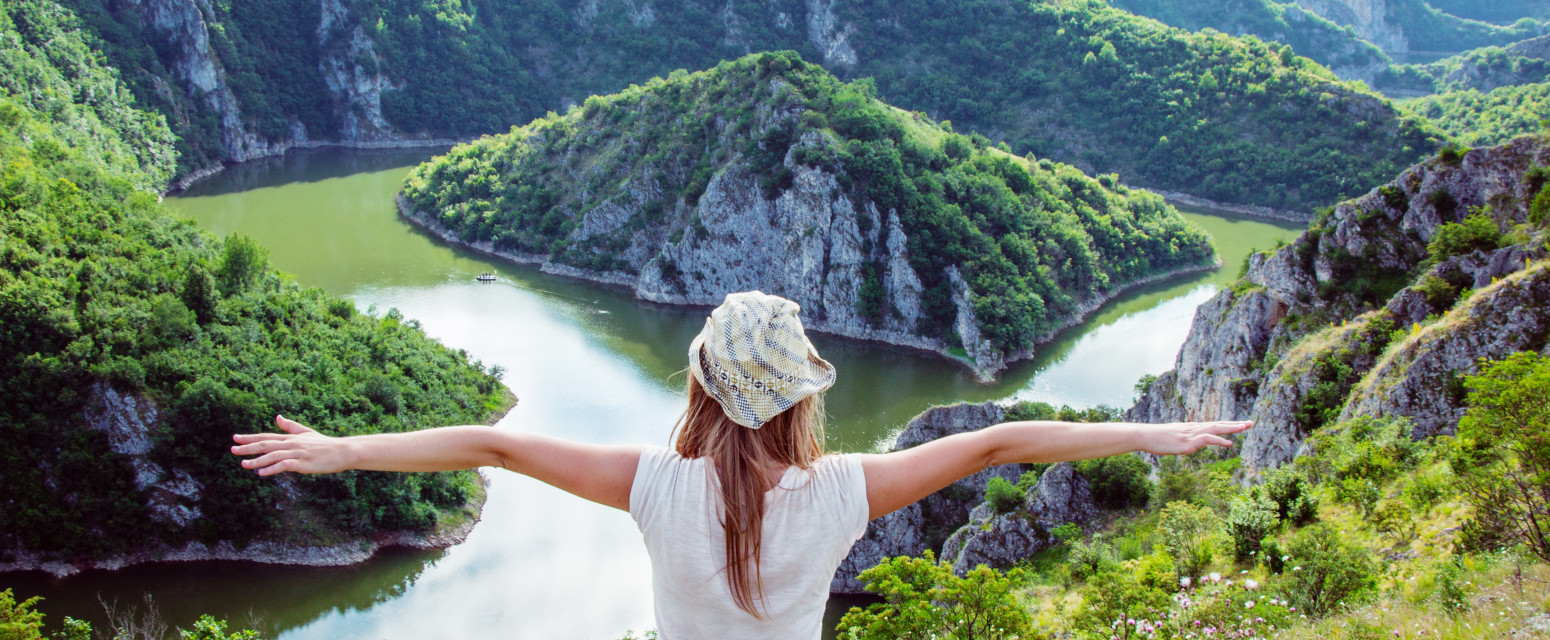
[476,273,498,282]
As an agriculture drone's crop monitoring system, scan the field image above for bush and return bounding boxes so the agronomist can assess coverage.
[838,552,1034,640]
[1224,492,1278,562]
[1261,467,1319,526]
[1074,455,1153,509]
[1159,501,1217,579]
[1451,351,1550,561]
[1427,211,1502,263]
[1068,537,1118,579]
[1280,523,1377,617]
[984,476,1023,515]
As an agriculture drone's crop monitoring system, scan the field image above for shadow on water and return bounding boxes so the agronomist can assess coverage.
[176,147,451,198]
[7,548,443,638]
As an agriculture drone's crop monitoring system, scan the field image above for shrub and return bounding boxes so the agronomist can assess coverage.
[1451,351,1550,561]
[1261,467,1319,526]
[1427,211,1502,263]
[1068,537,1118,579]
[1159,501,1217,579]
[1074,455,1154,509]
[1434,557,1472,617]
[1225,492,1279,562]
[1280,523,1377,617]
[838,552,1034,640]
[984,476,1023,515]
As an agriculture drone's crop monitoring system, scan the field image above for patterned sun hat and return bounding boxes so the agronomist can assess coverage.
[688,291,837,429]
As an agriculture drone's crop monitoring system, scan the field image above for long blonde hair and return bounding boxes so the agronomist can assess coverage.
[670,374,826,618]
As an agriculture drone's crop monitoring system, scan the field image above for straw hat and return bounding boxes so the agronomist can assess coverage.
[688,291,837,429]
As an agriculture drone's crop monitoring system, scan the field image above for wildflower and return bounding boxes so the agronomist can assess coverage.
[1244,579,1259,589]
[1245,601,1255,609]
[1292,566,1302,571]
[1181,576,1192,588]
[1209,572,1222,582]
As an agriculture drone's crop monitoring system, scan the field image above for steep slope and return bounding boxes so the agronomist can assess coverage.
[400,52,1216,378]
[0,6,512,571]
[1131,135,1550,477]
[1110,0,1395,83]
[1405,82,1550,146]
[56,0,1440,211]
[1425,0,1550,26]
[0,1,176,191]
[1295,0,1543,55]
[1380,35,1550,95]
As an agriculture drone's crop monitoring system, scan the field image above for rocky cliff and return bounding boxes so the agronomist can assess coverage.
[829,402,1110,591]
[401,53,1217,379]
[1295,0,1542,55]
[1132,135,1550,477]
[80,0,458,186]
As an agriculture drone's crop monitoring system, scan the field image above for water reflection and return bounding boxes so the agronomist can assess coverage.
[4,548,441,636]
[176,147,454,198]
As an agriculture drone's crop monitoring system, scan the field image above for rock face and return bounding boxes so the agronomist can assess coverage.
[1133,136,1550,477]
[118,0,456,189]
[938,462,1099,575]
[1296,0,1407,54]
[830,402,1036,593]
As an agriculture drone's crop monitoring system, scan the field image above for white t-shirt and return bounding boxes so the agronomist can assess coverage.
[629,447,870,639]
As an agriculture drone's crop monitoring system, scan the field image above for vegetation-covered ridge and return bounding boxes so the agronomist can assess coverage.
[1406,81,1550,147]
[402,52,1216,374]
[0,16,513,564]
[46,0,1444,210]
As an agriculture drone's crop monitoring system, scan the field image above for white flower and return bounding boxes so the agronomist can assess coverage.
[1244,579,1259,590]
[1209,572,1222,582]
[1245,601,1255,609]
[1180,576,1192,588]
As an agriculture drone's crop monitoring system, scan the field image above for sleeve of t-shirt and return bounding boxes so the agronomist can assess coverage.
[629,445,672,532]
[835,453,870,543]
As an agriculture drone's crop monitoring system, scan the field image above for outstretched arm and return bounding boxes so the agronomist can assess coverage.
[859,419,1250,520]
[232,416,643,510]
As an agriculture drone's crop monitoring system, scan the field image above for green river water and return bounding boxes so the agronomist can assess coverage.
[5,148,1299,639]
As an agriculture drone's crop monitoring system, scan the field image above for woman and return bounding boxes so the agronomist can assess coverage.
[232,291,1249,638]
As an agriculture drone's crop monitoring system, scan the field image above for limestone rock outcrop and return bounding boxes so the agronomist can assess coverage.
[1132,136,1550,478]
[829,402,1036,593]
[938,462,1099,575]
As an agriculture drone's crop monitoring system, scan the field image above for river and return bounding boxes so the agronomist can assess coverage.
[4,148,1300,639]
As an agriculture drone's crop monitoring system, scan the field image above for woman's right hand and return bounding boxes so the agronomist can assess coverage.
[232,415,354,476]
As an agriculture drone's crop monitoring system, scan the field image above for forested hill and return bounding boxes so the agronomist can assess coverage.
[0,1,512,568]
[400,52,1215,378]
[57,0,1439,212]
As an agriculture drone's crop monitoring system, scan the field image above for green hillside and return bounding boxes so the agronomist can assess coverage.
[55,0,1443,211]
[0,0,511,561]
[1406,81,1550,145]
[404,52,1215,360]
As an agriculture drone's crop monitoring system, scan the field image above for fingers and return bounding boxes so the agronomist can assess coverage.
[276,415,316,435]
[243,449,304,472]
[232,433,288,445]
[257,458,303,476]
[231,439,292,456]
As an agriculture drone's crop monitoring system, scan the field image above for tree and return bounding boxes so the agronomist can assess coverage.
[217,233,269,295]
[1452,352,1550,560]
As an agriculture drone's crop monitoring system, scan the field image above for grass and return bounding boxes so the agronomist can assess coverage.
[1275,557,1550,640]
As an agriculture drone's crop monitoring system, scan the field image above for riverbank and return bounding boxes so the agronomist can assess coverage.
[396,195,1219,382]
[0,476,486,579]
[165,137,471,195]
[1150,188,1311,224]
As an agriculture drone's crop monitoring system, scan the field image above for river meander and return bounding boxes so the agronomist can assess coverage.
[6,148,1300,639]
